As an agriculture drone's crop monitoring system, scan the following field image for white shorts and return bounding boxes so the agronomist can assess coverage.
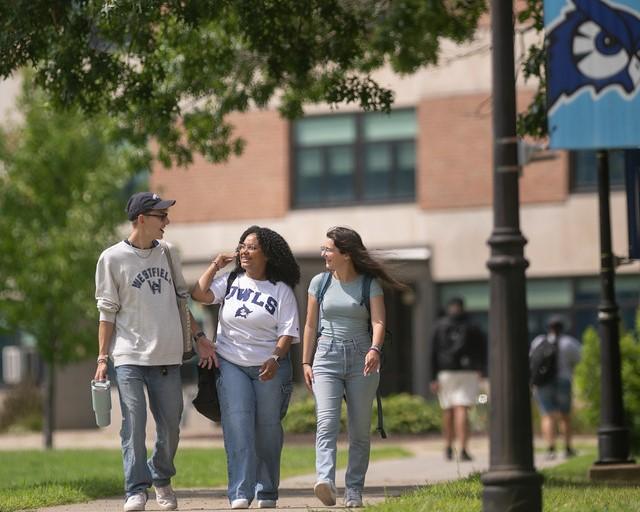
[437,370,479,409]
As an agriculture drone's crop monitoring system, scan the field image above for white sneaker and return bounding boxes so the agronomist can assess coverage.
[258,499,277,508]
[314,480,337,506]
[231,498,249,509]
[155,484,178,510]
[123,492,147,512]
[344,488,363,508]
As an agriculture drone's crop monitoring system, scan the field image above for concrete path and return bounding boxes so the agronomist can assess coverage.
[3,394,588,511]
[22,435,572,512]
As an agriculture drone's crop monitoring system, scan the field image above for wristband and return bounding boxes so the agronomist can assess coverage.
[97,355,109,364]
[368,345,382,355]
[302,362,312,366]
[193,331,206,342]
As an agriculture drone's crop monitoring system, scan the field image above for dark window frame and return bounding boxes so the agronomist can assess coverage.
[437,275,640,340]
[569,150,626,193]
[290,109,417,209]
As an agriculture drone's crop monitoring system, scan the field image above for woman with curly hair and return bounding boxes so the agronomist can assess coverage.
[191,225,300,509]
[302,226,404,508]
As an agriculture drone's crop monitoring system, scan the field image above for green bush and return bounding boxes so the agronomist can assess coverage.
[374,393,441,434]
[0,380,42,433]
[283,392,442,435]
[574,323,640,451]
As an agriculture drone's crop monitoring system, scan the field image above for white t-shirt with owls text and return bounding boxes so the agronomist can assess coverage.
[210,273,300,366]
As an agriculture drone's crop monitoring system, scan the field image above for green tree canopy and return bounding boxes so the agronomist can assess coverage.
[517,0,547,138]
[0,0,486,166]
[0,78,150,365]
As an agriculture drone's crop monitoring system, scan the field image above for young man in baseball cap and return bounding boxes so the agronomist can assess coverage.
[95,192,217,511]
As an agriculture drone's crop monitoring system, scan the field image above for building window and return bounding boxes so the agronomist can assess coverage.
[292,110,416,208]
[438,275,640,341]
[570,150,625,192]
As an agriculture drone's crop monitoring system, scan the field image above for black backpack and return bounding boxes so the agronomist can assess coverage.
[443,322,472,370]
[529,336,558,387]
[191,271,239,423]
[316,271,388,438]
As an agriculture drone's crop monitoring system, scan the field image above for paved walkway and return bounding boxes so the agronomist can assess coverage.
[9,430,576,512]
[2,394,589,511]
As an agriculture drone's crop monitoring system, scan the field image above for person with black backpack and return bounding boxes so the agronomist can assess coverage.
[301,226,405,509]
[191,226,301,510]
[529,315,582,460]
[429,297,487,462]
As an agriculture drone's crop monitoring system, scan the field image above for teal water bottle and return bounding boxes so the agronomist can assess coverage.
[91,380,111,427]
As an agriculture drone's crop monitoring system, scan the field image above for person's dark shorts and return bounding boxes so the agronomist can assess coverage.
[533,378,572,415]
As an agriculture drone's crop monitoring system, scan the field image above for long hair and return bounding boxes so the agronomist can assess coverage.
[326,226,405,290]
[234,225,300,288]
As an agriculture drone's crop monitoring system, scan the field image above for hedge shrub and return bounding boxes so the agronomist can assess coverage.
[0,380,42,432]
[574,323,640,451]
[283,392,442,435]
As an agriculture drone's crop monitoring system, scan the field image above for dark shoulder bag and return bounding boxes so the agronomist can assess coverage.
[361,275,388,439]
[316,272,387,439]
[191,271,238,422]
[160,241,193,361]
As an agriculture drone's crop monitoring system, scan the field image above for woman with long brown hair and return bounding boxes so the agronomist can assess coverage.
[301,226,403,508]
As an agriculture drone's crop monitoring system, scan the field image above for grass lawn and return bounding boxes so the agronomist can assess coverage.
[369,449,640,511]
[0,445,408,512]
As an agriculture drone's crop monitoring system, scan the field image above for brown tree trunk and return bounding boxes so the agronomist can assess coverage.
[42,359,55,450]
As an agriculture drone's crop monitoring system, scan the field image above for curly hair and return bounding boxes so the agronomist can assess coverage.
[234,225,300,289]
[326,226,405,290]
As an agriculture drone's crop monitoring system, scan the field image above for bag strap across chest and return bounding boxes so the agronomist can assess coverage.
[315,271,386,438]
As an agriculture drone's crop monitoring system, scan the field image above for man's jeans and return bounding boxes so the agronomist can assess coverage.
[114,364,183,497]
[312,336,379,491]
[216,355,293,504]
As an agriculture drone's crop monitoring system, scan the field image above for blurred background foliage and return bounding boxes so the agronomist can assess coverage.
[0,74,150,445]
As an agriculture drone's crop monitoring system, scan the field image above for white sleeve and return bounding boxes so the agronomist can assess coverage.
[567,337,582,367]
[277,285,300,342]
[209,273,233,305]
[95,252,120,323]
[165,243,189,298]
[529,335,544,356]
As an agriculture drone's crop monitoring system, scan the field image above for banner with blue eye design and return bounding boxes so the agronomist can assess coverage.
[545,0,640,149]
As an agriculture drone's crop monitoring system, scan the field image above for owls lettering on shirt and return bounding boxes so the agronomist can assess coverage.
[227,285,278,317]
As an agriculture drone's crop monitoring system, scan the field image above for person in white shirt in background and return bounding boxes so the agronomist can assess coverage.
[530,315,582,460]
[95,192,216,512]
[191,225,300,510]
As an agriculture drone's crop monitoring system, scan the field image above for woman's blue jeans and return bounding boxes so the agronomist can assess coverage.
[216,355,293,504]
[312,336,379,491]
[114,364,183,497]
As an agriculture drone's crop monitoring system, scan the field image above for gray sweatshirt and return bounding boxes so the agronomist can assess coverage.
[95,240,182,366]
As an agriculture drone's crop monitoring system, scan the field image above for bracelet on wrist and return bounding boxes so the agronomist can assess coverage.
[193,331,206,342]
[302,362,312,366]
[368,345,382,355]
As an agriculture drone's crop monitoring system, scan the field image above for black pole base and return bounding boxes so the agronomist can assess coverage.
[596,426,634,464]
[482,470,543,512]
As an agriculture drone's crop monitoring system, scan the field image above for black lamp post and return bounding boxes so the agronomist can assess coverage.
[481,1,543,510]
[594,150,632,464]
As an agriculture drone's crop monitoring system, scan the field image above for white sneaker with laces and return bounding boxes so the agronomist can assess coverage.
[123,492,147,512]
[258,499,277,508]
[231,498,249,509]
[155,484,178,510]
[344,488,363,508]
[314,480,337,506]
